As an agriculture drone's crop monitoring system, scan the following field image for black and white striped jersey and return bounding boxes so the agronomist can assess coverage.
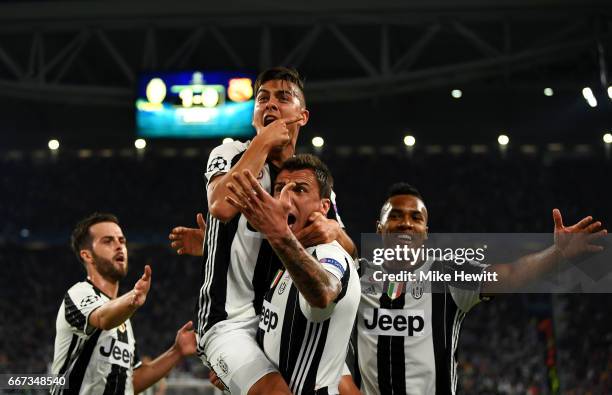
[356,258,489,395]
[197,140,344,349]
[51,280,141,395]
[256,241,360,395]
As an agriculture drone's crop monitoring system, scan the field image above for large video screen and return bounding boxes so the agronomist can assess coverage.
[136,71,255,138]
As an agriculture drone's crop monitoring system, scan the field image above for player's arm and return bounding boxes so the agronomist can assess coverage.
[483,209,606,295]
[339,374,361,395]
[337,228,357,259]
[133,321,196,393]
[89,265,152,330]
[225,170,341,308]
[271,232,342,309]
[208,116,303,223]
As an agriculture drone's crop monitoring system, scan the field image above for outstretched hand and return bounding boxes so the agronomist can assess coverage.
[131,265,152,307]
[168,213,206,256]
[225,169,293,239]
[553,209,607,260]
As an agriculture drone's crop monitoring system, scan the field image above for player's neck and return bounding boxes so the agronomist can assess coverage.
[269,142,296,168]
[87,273,119,299]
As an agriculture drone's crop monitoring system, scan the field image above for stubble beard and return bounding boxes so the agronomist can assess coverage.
[92,251,127,282]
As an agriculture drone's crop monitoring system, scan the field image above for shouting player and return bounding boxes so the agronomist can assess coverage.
[51,213,196,395]
[194,68,355,395]
[225,154,361,394]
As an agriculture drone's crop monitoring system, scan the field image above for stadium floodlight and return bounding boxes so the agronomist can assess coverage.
[404,135,416,147]
[608,86,612,99]
[587,97,598,108]
[451,89,462,99]
[498,134,510,146]
[222,137,234,144]
[312,136,324,148]
[604,133,612,144]
[48,139,60,150]
[582,87,597,107]
[134,138,147,149]
[544,88,554,97]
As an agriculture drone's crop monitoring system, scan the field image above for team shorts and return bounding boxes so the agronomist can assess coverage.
[198,317,278,395]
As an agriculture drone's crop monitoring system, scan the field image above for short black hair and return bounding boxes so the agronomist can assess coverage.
[253,66,306,107]
[71,212,119,264]
[387,182,423,201]
[380,183,425,221]
[279,154,333,199]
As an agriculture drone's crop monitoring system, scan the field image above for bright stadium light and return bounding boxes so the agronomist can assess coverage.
[134,138,147,150]
[48,139,59,150]
[312,136,324,148]
[451,89,462,99]
[222,137,234,144]
[498,134,509,146]
[544,88,554,97]
[604,133,612,144]
[582,87,597,107]
[404,135,416,147]
[608,86,612,99]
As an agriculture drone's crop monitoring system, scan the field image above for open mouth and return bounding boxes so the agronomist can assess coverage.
[113,254,126,264]
[263,115,277,126]
[287,214,297,228]
[397,234,413,242]
[391,233,415,246]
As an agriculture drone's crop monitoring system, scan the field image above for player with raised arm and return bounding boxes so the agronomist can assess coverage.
[354,183,606,395]
[51,213,196,395]
[194,67,356,395]
[225,154,360,395]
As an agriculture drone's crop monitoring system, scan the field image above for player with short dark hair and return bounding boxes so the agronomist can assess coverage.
[224,154,360,394]
[192,67,356,395]
[354,183,606,395]
[51,213,196,395]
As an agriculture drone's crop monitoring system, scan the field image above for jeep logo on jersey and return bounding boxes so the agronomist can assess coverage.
[259,300,279,333]
[98,338,132,369]
[362,308,425,337]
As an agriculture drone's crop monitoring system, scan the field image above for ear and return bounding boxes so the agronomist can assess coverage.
[80,249,93,265]
[376,221,383,234]
[320,198,330,216]
[298,109,310,127]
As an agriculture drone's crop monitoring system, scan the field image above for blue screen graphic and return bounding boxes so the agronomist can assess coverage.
[136,71,256,138]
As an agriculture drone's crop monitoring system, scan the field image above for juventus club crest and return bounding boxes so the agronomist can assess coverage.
[411,280,424,299]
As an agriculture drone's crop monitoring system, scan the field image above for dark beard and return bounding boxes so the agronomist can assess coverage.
[92,252,127,282]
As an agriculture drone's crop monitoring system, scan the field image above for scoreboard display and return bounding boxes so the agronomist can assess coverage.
[136,71,256,138]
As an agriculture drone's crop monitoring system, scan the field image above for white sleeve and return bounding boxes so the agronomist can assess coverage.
[64,283,106,337]
[204,140,248,186]
[298,243,351,321]
[342,362,351,376]
[329,190,345,228]
[449,260,491,312]
[314,242,349,281]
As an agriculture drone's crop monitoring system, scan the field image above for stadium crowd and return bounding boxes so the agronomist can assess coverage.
[1,150,610,393]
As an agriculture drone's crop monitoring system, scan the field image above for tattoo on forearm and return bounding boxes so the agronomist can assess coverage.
[271,233,338,306]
